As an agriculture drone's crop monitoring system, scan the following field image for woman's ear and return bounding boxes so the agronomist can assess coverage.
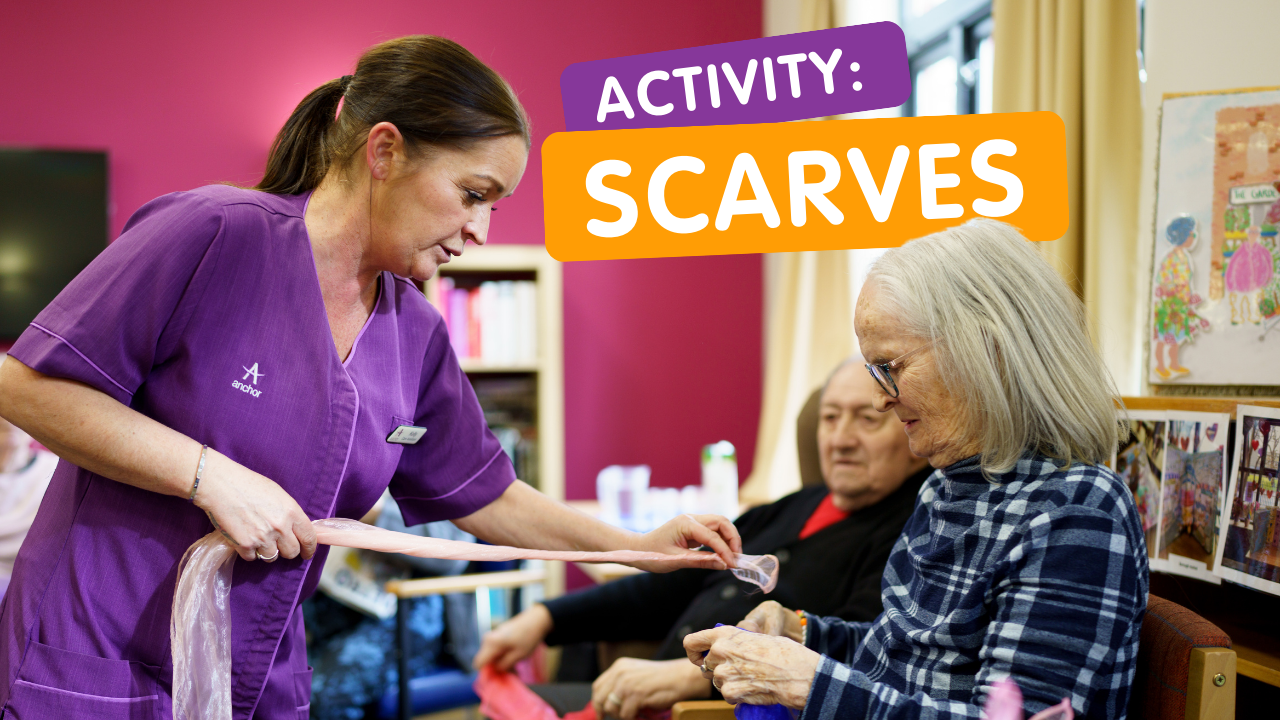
[366,122,405,181]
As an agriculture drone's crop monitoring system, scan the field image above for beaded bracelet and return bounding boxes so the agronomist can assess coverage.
[796,608,808,646]
[188,445,209,502]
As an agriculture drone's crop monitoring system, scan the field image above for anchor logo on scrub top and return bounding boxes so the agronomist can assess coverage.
[242,363,264,384]
[231,362,264,398]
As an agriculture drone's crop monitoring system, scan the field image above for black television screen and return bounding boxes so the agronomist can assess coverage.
[0,149,108,340]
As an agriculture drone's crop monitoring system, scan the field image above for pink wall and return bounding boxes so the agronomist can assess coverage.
[1,1,762,502]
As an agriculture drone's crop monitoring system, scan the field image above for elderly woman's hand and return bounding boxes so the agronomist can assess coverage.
[684,626,821,709]
[591,658,710,719]
[737,601,803,641]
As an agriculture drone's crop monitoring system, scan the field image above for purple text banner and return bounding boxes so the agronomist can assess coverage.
[560,22,910,131]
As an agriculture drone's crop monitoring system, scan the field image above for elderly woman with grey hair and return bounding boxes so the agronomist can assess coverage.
[685,219,1147,719]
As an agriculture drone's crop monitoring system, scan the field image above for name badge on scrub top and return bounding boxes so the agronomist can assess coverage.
[387,425,427,445]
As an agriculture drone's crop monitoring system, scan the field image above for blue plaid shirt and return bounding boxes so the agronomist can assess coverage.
[799,454,1148,719]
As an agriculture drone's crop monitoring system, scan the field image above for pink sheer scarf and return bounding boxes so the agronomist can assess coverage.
[171,519,779,720]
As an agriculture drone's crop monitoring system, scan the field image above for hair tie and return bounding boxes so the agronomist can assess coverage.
[339,75,353,93]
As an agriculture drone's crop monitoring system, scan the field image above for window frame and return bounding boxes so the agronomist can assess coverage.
[900,0,992,117]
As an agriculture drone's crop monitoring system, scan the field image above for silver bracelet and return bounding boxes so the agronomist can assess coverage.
[188,445,209,502]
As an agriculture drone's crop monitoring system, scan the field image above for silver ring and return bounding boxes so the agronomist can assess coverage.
[256,548,279,562]
[701,663,710,674]
[606,692,622,707]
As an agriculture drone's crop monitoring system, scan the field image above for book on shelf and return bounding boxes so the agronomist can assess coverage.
[471,375,540,489]
[430,277,538,366]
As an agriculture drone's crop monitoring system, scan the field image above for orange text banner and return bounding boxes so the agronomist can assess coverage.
[542,111,1067,261]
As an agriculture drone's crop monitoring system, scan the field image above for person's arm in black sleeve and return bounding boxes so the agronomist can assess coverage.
[544,566,714,645]
[542,505,769,646]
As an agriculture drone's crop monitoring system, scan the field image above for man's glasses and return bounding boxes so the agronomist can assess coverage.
[865,342,932,398]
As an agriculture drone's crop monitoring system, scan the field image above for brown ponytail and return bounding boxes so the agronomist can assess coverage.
[255,36,530,195]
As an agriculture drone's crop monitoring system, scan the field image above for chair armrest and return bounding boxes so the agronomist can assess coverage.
[574,561,642,584]
[384,568,547,598]
[1188,647,1236,720]
[671,700,736,720]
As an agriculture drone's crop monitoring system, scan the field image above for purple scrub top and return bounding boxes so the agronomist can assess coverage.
[0,186,516,719]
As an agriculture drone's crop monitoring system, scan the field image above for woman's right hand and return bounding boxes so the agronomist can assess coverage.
[737,600,803,643]
[592,657,711,720]
[193,448,317,562]
[473,603,553,671]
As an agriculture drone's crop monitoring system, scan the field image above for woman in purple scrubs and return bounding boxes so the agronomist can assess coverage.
[0,36,741,719]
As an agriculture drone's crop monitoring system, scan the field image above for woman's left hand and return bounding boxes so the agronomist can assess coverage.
[683,626,821,709]
[737,601,803,641]
[630,513,743,572]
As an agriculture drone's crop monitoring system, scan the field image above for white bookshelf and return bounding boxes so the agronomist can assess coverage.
[424,244,565,597]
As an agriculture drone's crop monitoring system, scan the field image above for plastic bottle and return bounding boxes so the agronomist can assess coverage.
[701,441,739,520]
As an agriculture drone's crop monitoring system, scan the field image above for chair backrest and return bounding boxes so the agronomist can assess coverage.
[797,387,824,488]
[1132,594,1236,720]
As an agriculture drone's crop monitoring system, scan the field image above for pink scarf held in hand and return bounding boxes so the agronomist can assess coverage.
[170,518,780,720]
[984,678,1074,720]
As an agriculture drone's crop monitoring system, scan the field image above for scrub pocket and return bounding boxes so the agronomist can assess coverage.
[294,666,313,719]
[5,640,160,720]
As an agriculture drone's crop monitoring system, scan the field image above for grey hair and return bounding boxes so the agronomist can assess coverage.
[865,218,1122,475]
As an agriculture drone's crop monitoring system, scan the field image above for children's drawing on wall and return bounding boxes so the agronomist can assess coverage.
[1114,411,1166,567]
[1215,405,1280,596]
[1152,217,1211,378]
[1258,199,1280,330]
[1150,88,1280,384]
[1156,412,1229,583]
[1225,222,1274,325]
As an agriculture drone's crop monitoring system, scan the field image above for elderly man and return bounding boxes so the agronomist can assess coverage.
[472,359,930,719]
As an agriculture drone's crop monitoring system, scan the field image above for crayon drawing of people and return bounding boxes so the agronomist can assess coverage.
[1223,205,1250,267]
[1152,216,1210,379]
[1226,223,1274,325]
[1259,198,1280,320]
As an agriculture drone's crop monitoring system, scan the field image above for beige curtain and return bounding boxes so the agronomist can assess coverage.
[992,0,1142,381]
[742,251,855,504]
[800,0,836,32]
[740,0,852,505]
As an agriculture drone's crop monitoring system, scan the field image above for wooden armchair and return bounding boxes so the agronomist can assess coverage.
[1131,594,1236,720]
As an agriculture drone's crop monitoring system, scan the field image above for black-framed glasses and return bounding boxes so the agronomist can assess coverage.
[865,342,932,398]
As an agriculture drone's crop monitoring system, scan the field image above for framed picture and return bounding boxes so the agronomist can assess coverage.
[1155,411,1230,583]
[1149,86,1280,385]
[1114,410,1168,569]
[1213,404,1280,596]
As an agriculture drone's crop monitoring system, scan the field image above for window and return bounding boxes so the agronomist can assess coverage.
[899,0,992,117]
[913,49,958,116]
[838,0,993,336]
